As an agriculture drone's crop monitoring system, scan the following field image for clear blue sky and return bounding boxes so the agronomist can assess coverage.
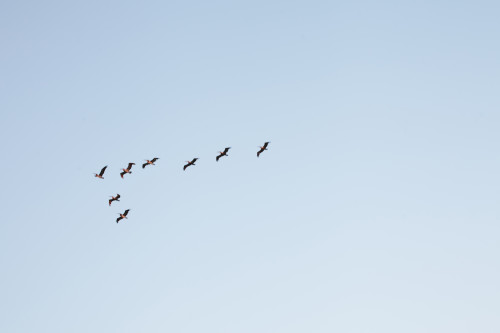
[1,1,499,332]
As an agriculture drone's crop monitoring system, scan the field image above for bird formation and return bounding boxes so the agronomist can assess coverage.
[94,142,270,224]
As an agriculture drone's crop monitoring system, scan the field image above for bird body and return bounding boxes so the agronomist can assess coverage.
[116,209,130,223]
[216,147,231,162]
[94,166,107,179]
[183,158,198,170]
[142,157,159,169]
[109,194,120,206]
[120,163,135,178]
[257,142,270,157]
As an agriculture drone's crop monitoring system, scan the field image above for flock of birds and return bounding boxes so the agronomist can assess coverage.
[94,142,270,223]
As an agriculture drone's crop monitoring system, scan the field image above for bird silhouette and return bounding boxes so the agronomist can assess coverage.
[116,209,130,223]
[183,158,198,170]
[109,194,120,206]
[216,147,231,162]
[257,142,269,157]
[142,157,159,169]
[94,166,107,179]
[120,163,135,178]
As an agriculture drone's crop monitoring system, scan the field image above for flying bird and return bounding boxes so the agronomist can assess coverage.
[120,163,135,178]
[94,166,107,179]
[257,142,270,157]
[116,209,130,223]
[183,158,198,171]
[109,194,120,206]
[142,157,159,169]
[216,147,231,162]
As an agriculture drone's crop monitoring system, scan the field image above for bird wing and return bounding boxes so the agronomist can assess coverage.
[116,194,120,199]
[257,150,261,157]
[99,166,107,176]
[191,158,198,163]
[127,163,135,169]
[123,209,129,216]
[216,155,221,161]
[116,216,122,223]
[120,171,125,178]
[223,147,230,153]
[183,163,189,170]
[142,163,147,169]
[151,158,158,162]
[263,142,269,148]
[109,199,112,206]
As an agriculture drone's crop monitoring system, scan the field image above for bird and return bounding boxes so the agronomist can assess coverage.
[257,142,270,157]
[183,158,198,170]
[216,147,231,162]
[116,209,130,223]
[120,163,135,178]
[109,194,120,206]
[142,157,159,169]
[94,166,107,179]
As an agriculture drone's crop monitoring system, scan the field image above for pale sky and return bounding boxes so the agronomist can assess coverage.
[1,1,499,332]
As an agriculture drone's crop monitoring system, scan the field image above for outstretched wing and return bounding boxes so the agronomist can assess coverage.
[116,194,120,200]
[109,199,113,206]
[127,163,135,170]
[191,158,198,163]
[123,209,130,216]
[151,158,159,163]
[99,166,108,176]
[216,154,221,162]
[120,171,125,178]
[183,163,189,170]
[116,216,122,223]
[263,142,269,149]
[223,147,230,154]
[257,149,262,157]
[142,163,147,169]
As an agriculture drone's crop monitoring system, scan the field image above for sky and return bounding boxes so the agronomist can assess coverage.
[0,0,499,332]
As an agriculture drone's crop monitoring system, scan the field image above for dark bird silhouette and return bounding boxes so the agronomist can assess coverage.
[120,163,135,178]
[116,209,130,223]
[142,157,159,169]
[183,158,198,171]
[216,147,231,162]
[94,166,107,179]
[109,194,120,206]
[257,142,270,157]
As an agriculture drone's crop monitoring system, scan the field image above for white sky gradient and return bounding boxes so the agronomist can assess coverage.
[1,1,499,332]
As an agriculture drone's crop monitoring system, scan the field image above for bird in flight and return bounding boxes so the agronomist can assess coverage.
[116,209,130,223]
[257,142,270,157]
[142,157,159,169]
[109,194,120,206]
[94,166,107,179]
[120,163,135,178]
[216,147,231,162]
[183,158,198,171]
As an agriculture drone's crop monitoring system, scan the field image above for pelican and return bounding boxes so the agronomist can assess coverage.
[216,147,231,162]
[142,157,159,169]
[94,166,107,179]
[257,142,269,157]
[120,163,135,178]
[116,209,130,223]
[183,158,198,171]
[109,194,120,206]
